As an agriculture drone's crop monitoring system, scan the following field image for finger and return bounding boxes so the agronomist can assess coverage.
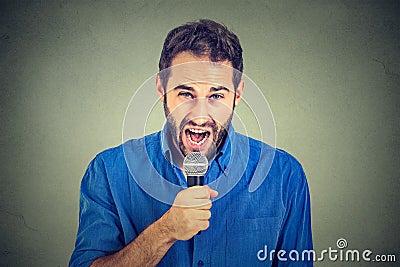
[173,198,212,208]
[187,210,212,222]
[187,186,212,199]
[196,201,212,210]
[209,188,218,198]
[198,220,210,231]
[195,185,218,199]
[196,210,212,220]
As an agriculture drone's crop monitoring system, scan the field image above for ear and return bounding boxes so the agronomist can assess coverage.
[156,74,165,103]
[234,79,244,106]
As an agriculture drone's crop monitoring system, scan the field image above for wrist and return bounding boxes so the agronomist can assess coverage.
[155,210,177,244]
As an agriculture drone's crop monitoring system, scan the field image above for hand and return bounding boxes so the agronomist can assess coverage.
[160,186,218,241]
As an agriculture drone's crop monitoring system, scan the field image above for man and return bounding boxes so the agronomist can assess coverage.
[70,19,313,266]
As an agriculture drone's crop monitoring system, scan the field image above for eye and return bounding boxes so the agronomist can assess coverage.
[178,91,194,99]
[209,94,224,100]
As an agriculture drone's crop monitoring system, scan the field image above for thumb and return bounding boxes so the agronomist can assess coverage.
[207,187,218,198]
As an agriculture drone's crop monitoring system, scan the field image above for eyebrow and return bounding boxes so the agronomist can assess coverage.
[173,85,230,92]
[210,86,230,92]
[173,85,195,91]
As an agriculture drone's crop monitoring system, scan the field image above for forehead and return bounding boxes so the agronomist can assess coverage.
[166,52,235,91]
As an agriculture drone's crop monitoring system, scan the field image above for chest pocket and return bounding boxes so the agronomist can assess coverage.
[225,216,282,266]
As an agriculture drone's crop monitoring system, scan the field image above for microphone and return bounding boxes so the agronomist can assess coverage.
[183,152,208,236]
[183,152,208,187]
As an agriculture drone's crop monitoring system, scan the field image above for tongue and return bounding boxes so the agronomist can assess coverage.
[190,132,205,143]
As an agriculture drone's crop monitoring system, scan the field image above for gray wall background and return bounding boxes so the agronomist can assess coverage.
[1,0,399,266]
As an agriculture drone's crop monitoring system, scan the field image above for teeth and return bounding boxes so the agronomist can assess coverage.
[188,128,206,134]
[187,131,209,146]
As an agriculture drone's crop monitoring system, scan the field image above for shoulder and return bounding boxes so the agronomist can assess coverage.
[234,132,302,167]
[95,131,161,168]
[271,148,309,208]
[93,144,125,173]
[274,148,304,175]
[242,133,304,173]
[234,132,306,184]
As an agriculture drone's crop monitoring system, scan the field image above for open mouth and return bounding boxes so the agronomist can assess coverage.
[185,128,210,147]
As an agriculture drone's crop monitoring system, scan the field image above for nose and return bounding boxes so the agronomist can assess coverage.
[190,98,211,125]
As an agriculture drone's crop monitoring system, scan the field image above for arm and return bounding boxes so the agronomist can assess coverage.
[90,185,218,267]
[273,161,313,266]
[70,154,217,267]
[90,214,174,267]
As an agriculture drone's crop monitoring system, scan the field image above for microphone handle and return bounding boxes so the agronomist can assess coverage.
[187,175,204,235]
[187,175,204,187]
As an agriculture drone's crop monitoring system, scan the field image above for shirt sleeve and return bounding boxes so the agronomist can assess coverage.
[69,155,124,267]
[273,159,314,266]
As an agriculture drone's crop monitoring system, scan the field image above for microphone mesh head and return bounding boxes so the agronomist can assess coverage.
[183,152,208,176]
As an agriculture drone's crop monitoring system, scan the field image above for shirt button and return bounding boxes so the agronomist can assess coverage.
[197,260,204,267]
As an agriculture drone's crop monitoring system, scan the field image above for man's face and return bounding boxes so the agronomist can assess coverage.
[157,52,243,159]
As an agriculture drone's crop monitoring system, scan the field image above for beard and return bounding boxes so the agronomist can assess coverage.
[164,103,232,160]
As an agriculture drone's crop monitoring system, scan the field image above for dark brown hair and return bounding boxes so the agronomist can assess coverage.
[158,19,243,90]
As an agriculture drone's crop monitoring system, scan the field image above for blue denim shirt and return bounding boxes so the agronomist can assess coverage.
[70,128,313,266]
